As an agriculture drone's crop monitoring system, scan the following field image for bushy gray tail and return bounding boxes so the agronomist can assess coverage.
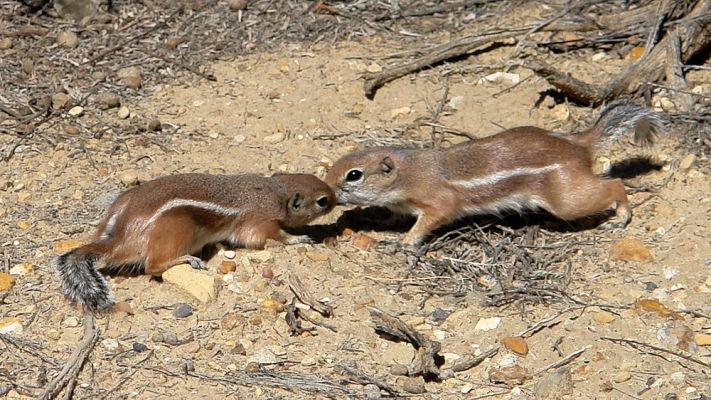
[585,100,666,147]
[53,247,113,313]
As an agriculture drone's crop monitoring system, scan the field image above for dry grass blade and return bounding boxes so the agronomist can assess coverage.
[397,222,586,307]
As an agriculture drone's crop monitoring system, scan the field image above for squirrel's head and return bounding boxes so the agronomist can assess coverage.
[271,174,335,228]
[324,148,405,207]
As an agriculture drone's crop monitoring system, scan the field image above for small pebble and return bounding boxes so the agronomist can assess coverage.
[593,311,616,324]
[223,250,236,259]
[118,67,142,89]
[263,132,285,144]
[363,383,382,400]
[117,106,130,119]
[227,0,248,10]
[643,281,658,291]
[248,348,278,365]
[261,266,274,279]
[218,260,236,274]
[365,63,382,73]
[613,370,631,383]
[64,124,81,135]
[147,119,162,131]
[474,316,501,331]
[259,298,284,314]
[182,359,195,373]
[679,154,696,171]
[221,313,241,330]
[51,93,70,110]
[20,58,33,76]
[0,37,12,50]
[67,106,84,117]
[101,338,120,352]
[390,364,409,376]
[95,92,120,110]
[623,275,634,284]
[402,377,426,394]
[233,343,247,355]
[118,170,139,187]
[501,336,529,355]
[0,273,15,291]
[433,330,447,341]
[57,31,79,48]
[592,52,607,62]
[0,317,23,334]
[46,329,60,340]
[670,371,685,385]
[174,303,193,318]
[63,316,79,327]
[429,308,450,322]
[132,342,148,352]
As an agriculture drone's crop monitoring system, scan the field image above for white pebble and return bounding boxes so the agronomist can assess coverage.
[67,106,84,117]
[474,316,501,331]
[117,106,130,119]
[101,338,119,351]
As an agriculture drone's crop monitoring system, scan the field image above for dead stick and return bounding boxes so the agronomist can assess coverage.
[526,60,602,106]
[39,312,99,399]
[288,274,332,317]
[363,28,525,99]
[601,337,709,368]
[451,347,499,373]
[298,308,338,333]
[529,0,711,105]
[534,346,589,375]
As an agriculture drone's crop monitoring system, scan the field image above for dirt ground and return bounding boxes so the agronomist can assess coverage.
[1,1,710,399]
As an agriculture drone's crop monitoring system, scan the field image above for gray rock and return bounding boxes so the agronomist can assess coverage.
[248,348,278,365]
[430,308,450,322]
[363,384,382,400]
[95,92,120,110]
[534,367,573,399]
[402,377,426,394]
[132,342,148,352]
[174,303,193,318]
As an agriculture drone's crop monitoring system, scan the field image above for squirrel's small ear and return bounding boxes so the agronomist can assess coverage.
[289,192,303,210]
[380,156,395,174]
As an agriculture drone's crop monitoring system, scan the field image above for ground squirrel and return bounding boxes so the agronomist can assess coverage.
[54,173,335,312]
[325,101,664,245]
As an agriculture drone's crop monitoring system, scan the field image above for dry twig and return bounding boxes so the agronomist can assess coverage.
[39,312,99,399]
[367,306,443,379]
[288,274,333,317]
[601,337,710,369]
[363,28,526,98]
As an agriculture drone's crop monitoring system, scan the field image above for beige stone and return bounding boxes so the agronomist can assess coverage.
[162,264,215,303]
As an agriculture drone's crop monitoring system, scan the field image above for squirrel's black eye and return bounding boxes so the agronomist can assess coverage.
[346,169,363,182]
[316,195,330,208]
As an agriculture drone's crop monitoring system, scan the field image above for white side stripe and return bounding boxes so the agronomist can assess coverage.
[145,199,243,227]
[451,164,560,189]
